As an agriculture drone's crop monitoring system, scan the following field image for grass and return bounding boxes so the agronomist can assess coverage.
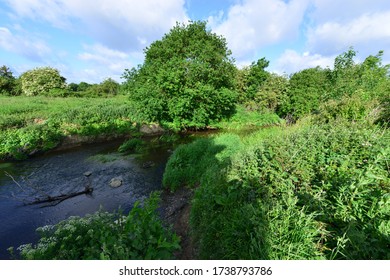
[0,96,143,159]
[163,121,390,259]
[212,105,283,131]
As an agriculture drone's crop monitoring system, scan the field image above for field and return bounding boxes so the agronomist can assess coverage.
[0,96,141,159]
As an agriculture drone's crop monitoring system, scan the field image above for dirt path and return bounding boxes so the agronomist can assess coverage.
[160,187,196,259]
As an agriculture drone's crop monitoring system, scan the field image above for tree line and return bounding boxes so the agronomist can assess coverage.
[1,21,389,128]
[0,66,120,97]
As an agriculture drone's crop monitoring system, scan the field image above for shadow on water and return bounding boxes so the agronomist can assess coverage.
[0,134,197,260]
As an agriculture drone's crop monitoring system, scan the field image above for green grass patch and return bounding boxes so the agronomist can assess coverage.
[213,105,283,131]
[0,96,144,159]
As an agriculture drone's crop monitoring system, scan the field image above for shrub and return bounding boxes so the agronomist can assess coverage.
[20,67,66,96]
[17,193,180,260]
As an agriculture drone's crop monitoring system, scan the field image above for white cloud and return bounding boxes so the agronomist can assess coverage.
[4,0,189,52]
[209,0,309,59]
[273,49,334,74]
[307,11,390,54]
[76,43,142,83]
[0,26,51,61]
[309,0,390,24]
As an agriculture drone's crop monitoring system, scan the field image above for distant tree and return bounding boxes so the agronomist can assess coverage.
[254,73,289,112]
[78,82,92,92]
[0,65,20,95]
[245,58,270,100]
[68,83,79,92]
[98,78,120,96]
[278,67,329,120]
[122,21,237,129]
[20,67,66,96]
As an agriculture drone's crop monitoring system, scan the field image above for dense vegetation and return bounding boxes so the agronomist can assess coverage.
[15,193,180,260]
[162,47,390,259]
[1,20,389,260]
[164,124,389,259]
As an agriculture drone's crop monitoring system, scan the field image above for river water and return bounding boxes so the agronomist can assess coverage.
[0,136,181,259]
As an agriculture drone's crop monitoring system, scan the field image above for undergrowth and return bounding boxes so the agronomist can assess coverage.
[163,123,390,259]
[14,192,180,260]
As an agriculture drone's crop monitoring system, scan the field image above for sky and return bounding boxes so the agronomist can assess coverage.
[0,0,389,83]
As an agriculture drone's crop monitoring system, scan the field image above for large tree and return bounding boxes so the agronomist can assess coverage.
[122,21,237,129]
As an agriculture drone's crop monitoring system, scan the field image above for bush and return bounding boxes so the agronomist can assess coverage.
[20,67,66,96]
[17,193,180,260]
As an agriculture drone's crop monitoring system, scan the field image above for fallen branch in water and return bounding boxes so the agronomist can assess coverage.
[25,185,94,207]
[4,171,25,192]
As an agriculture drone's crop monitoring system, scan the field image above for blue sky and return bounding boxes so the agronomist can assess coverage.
[1,0,389,83]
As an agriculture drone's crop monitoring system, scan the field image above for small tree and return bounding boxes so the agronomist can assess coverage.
[122,21,237,129]
[20,67,66,96]
[0,65,20,95]
[246,58,270,100]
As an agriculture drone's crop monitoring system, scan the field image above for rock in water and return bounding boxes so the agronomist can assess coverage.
[83,171,92,177]
[109,177,123,188]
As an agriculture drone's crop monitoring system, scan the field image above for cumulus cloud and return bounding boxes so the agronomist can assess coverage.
[307,11,390,56]
[309,0,390,24]
[209,0,309,59]
[3,0,189,51]
[0,26,51,61]
[77,43,140,82]
[274,49,335,74]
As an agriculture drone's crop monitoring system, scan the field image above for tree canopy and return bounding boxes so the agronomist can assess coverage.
[122,21,237,130]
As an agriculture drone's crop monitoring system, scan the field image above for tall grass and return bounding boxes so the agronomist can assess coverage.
[0,96,143,159]
[163,123,390,259]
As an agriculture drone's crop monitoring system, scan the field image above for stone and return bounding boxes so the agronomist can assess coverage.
[109,177,123,188]
[83,171,92,177]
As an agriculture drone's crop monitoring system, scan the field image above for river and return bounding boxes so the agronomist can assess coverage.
[0,136,184,259]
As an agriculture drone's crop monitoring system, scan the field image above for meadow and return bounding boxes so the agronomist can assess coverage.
[0,95,141,159]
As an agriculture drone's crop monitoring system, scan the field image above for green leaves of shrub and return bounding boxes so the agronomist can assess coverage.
[17,192,180,260]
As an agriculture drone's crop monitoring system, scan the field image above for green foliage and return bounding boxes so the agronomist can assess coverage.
[0,96,142,159]
[314,91,378,124]
[0,65,20,96]
[17,193,180,260]
[247,73,289,113]
[163,134,242,192]
[118,138,145,154]
[245,58,270,101]
[213,105,282,131]
[20,67,66,96]
[165,124,390,259]
[123,21,237,130]
[278,67,329,120]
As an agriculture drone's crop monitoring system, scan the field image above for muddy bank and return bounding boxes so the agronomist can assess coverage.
[160,187,196,260]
